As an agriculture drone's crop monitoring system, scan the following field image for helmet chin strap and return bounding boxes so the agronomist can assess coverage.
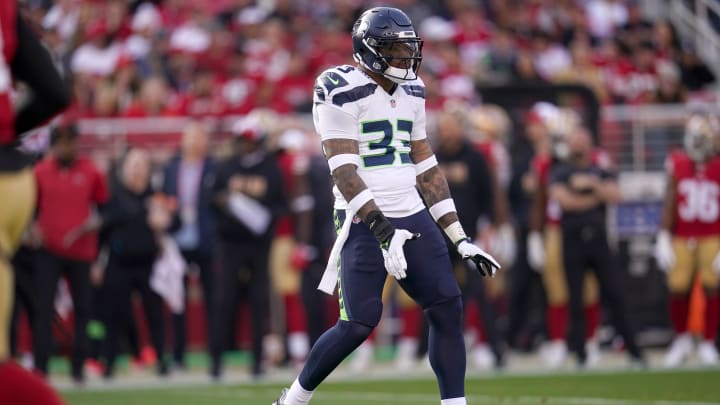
[383,65,415,83]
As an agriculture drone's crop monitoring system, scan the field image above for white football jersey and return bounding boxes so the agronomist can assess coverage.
[313,65,427,218]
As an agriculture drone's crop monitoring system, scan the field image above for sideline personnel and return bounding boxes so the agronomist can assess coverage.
[550,126,644,366]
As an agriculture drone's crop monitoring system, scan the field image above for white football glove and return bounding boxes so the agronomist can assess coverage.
[382,229,420,280]
[527,231,546,272]
[653,230,675,273]
[457,239,501,277]
[489,223,517,267]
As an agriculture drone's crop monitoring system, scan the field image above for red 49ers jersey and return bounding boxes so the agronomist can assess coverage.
[532,148,614,227]
[667,151,720,237]
[0,0,17,144]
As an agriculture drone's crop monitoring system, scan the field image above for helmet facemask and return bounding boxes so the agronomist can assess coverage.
[355,36,423,83]
[684,114,718,163]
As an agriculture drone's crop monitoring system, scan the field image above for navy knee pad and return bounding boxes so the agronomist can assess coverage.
[299,319,375,390]
[424,296,463,332]
[338,319,374,343]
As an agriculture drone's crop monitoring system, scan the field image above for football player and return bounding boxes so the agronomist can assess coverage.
[655,112,720,367]
[526,103,604,367]
[270,121,314,368]
[0,1,70,403]
[274,7,499,405]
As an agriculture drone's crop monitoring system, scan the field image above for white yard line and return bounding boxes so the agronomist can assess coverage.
[168,389,720,405]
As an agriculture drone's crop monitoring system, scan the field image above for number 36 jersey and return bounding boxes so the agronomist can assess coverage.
[666,150,720,237]
[313,65,427,218]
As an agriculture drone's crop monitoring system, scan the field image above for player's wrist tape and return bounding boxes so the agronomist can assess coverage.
[443,221,468,245]
[365,210,395,246]
[348,189,374,214]
[415,155,438,176]
[327,154,362,172]
[429,199,457,222]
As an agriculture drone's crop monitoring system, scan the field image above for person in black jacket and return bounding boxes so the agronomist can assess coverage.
[100,148,173,378]
[549,126,644,367]
[209,115,286,379]
[162,121,216,368]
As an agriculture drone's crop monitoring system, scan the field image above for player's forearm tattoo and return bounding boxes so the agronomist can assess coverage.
[323,139,379,220]
[417,166,459,228]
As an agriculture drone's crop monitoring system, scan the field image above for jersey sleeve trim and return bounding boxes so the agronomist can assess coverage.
[332,83,378,107]
[401,84,426,99]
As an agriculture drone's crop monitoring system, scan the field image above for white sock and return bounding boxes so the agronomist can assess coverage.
[285,378,314,405]
[441,398,467,405]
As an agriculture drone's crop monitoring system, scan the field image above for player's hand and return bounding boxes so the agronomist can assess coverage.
[457,238,501,277]
[653,230,675,272]
[382,229,420,280]
[527,231,545,272]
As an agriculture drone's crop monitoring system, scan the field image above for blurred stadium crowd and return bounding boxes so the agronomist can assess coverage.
[7,0,720,387]
[19,0,717,119]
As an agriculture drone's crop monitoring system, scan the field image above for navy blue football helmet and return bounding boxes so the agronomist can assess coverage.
[352,7,423,83]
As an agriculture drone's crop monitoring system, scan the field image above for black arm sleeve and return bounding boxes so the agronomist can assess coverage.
[11,15,70,135]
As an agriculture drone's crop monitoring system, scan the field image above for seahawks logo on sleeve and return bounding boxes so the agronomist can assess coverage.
[313,65,378,107]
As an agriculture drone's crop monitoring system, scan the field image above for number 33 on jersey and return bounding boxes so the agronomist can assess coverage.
[312,64,428,217]
[667,151,720,237]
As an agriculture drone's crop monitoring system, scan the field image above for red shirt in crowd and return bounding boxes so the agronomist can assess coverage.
[34,156,109,262]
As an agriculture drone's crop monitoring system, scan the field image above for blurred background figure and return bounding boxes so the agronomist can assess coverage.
[99,148,172,379]
[289,134,336,349]
[435,106,504,369]
[550,126,643,367]
[162,120,217,370]
[31,123,108,384]
[270,127,313,369]
[0,1,70,403]
[654,113,720,367]
[210,112,286,379]
[526,103,604,368]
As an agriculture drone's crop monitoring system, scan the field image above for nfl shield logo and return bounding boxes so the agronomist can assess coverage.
[352,215,361,224]
[390,99,396,108]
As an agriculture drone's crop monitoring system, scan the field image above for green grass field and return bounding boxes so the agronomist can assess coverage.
[61,369,720,405]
